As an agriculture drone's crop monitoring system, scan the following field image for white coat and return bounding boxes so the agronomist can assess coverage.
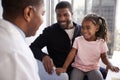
[0,19,40,80]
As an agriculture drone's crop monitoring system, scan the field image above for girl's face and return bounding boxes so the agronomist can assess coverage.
[81,20,99,41]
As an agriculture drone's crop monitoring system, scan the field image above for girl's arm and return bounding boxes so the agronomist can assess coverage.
[101,53,119,72]
[56,47,77,75]
[63,47,77,70]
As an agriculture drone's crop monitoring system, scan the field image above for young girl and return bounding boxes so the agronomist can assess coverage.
[56,14,119,80]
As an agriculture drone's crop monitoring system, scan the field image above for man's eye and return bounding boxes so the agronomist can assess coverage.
[64,14,69,17]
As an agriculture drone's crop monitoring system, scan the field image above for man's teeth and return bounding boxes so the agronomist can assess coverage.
[61,22,66,25]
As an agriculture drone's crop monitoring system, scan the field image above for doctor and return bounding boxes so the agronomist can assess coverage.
[0,0,45,80]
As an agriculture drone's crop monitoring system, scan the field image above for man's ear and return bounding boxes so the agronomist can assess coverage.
[23,6,33,22]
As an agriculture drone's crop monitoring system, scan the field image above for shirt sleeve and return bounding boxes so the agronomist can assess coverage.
[101,41,109,54]
[30,27,49,61]
[72,38,79,49]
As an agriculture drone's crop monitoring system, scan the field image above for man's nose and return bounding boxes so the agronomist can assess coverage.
[59,16,65,21]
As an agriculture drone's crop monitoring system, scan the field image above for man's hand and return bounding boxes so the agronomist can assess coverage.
[42,55,54,74]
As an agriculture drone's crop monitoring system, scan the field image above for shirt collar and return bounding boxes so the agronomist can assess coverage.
[15,26,26,39]
[10,22,26,39]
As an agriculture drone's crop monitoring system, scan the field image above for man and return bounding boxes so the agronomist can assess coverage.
[30,1,80,79]
[30,1,107,80]
[0,0,45,80]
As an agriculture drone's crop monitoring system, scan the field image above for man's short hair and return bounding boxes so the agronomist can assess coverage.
[55,1,72,13]
[2,0,43,18]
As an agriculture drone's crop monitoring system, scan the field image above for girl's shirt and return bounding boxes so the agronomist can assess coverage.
[72,36,108,72]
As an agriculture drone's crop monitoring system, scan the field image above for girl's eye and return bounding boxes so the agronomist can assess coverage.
[86,26,90,29]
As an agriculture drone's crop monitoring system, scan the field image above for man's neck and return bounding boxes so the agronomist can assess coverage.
[66,22,74,29]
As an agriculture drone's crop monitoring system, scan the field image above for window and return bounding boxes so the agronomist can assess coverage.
[0,0,3,19]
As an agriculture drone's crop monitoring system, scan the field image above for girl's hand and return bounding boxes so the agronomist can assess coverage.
[107,65,120,72]
[56,68,66,75]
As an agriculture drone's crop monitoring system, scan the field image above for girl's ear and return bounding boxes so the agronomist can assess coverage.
[96,25,99,32]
